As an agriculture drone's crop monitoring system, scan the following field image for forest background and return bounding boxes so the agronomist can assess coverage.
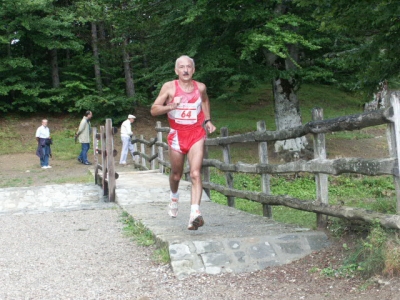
[2,0,400,127]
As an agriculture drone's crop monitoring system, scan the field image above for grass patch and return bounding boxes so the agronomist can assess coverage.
[0,114,82,158]
[153,247,171,264]
[120,211,171,264]
[121,211,155,246]
[321,221,400,279]
[327,131,374,140]
[0,177,33,188]
[51,173,93,184]
[209,170,396,229]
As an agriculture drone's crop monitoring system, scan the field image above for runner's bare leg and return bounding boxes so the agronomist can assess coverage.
[169,149,185,194]
[187,139,205,205]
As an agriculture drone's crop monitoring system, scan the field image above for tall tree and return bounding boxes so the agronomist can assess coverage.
[0,0,82,112]
[297,0,400,92]
[91,22,103,94]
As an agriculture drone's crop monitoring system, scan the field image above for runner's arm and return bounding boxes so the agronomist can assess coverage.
[200,84,216,134]
[151,82,179,116]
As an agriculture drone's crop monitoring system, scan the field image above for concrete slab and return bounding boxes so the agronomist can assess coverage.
[116,171,330,279]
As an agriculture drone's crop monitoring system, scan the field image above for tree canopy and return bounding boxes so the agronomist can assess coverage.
[0,0,398,118]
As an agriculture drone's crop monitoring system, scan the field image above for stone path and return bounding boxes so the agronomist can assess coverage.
[116,170,330,279]
[0,183,113,216]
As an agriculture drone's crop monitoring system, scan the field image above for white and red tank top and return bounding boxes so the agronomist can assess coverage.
[167,80,205,130]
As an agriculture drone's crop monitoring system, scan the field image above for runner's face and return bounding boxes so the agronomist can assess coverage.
[175,58,194,80]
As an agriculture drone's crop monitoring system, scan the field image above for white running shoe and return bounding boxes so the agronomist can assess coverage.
[168,198,179,218]
[188,210,204,230]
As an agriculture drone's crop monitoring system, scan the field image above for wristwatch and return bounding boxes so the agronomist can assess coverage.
[204,119,211,125]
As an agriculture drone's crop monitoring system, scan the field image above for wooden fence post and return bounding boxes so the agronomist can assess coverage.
[151,141,156,170]
[130,135,137,165]
[156,121,164,173]
[140,134,146,169]
[387,93,400,213]
[312,108,329,228]
[106,119,116,202]
[221,127,235,207]
[203,138,210,199]
[93,127,99,185]
[100,125,108,196]
[257,121,272,218]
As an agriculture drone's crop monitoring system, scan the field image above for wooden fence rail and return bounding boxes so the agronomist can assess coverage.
[130,92,400,229]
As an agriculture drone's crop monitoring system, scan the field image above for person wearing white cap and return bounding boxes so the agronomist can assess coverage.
[119,114,137,165]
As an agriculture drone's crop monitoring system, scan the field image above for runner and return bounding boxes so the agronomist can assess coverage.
[150,55,216,230]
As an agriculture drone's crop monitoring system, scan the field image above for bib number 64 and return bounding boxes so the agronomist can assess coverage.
[181,110,192,118]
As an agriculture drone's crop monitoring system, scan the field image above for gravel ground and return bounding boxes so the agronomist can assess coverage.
[1,207,399,300]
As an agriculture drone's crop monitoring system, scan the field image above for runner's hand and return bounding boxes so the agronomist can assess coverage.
[205,121,216,134]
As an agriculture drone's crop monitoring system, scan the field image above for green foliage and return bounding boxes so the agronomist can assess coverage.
[0,0,396,119]
[298,0,400,94]
[121,213,155,247]
[120,211,171,263]
[153,246,171,264]
[322,220,390,279]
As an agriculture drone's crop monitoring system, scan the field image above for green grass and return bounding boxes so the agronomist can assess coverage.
[121,212,155,246]
[326,131,374,140]
[209,170,396,229]
[51,172,94,184]
[120,211,171,264]
[0,177,33,188]
[0,114,82,158]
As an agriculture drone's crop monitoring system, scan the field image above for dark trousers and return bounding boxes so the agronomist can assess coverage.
[78,143,90,163]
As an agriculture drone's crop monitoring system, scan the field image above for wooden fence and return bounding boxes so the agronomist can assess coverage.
[131,92,400,229]
[93,119,118,202]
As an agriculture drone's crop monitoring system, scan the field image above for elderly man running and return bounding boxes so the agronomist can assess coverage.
[150,55,216,230]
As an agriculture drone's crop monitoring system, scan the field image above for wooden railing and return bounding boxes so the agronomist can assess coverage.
[131,92,400,229]
[92,119,118,202]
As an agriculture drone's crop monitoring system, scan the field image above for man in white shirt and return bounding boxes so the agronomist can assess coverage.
[35,119,52,169]
[119,114,137,165]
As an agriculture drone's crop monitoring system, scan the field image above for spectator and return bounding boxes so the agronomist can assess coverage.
[76,110,93,165]
[35,119,52,169]
[119,114,138,165]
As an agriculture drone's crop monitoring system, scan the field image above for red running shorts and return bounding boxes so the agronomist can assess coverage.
[167,126,206,154]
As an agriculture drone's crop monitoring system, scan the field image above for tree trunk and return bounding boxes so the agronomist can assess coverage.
[123,38,135,98]
[98,22,111,86]
[273,76,307,152]
[50,48,60,88]
[91,22,103,95]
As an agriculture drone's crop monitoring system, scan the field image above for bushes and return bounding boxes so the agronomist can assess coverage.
[322,220,400,279]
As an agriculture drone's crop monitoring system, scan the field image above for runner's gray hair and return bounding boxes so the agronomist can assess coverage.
[175,55,195,68]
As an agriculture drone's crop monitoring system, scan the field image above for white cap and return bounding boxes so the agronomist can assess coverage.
[128,114,136,119]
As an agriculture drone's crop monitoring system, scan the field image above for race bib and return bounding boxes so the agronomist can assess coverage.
[175,103,197,124]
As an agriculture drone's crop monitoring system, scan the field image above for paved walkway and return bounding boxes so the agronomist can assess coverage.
[0,183,113,215]
[116,170,330,279]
